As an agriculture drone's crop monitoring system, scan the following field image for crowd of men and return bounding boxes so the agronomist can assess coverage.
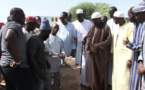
[0,1,145,90]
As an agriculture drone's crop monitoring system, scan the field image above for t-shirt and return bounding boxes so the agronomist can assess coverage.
[27,36,49,74]
[0,21,29,68]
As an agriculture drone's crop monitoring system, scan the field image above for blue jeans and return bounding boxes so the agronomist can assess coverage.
[0,66,34,90]
[33,74,51,90]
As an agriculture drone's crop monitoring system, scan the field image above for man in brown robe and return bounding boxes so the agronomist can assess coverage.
[86,12,112,90]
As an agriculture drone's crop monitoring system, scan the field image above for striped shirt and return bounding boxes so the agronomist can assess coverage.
[128,23,144,90]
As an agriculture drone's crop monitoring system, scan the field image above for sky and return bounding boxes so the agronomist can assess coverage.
[0,0,143,23]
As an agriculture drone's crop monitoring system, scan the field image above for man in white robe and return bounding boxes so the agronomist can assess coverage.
[106,6,117,88]
[57,12,76,57]
[44,23,67,90]
[112,11,135,90]
[73,9,92,87]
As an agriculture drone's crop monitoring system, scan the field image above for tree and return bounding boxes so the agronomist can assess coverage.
[69,2,110,22]
[95,3,110,18]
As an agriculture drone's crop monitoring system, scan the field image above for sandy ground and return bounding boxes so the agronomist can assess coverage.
[0,65,81,90]
[60,65,81,90]
[0,65,112,90]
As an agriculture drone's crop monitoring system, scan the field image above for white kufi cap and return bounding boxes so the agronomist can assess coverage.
[113,11,124,18]
[91,12,101,19]
[76,9,83,14]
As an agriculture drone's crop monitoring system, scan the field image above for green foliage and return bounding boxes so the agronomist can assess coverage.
[69,2,110,22]
[95,3,110,19]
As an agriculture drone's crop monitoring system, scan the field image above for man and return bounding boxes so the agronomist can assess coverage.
[73,9,91,64]
[101,16,108,25]
[132,2,145,89]
[86,12,112,90]
[35,16,41,27]
[57,12,76,57]
[126,7,143,90]
[23,16,37,40]
[0,7,34,90]
[27,18,51,90]
[107,6,117,35]
[33,16,41,34]
[106,7,117,89]
[112,11,135,90]
[67,12,72,22]
[44,23,67,90]
[0,21,5,85]
[72,9,92,87]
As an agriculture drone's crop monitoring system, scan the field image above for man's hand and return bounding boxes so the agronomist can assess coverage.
[10,60,20,68]
[127,60,132,68]
[137,61,145,75]
[45,51,51,55]
[82,36,88,44]
[59,53,67,59]
[123,38,129,45]
[90,44,98,53]
[90,48,97,53]
[73,38,77,43]
[82,40,86,44]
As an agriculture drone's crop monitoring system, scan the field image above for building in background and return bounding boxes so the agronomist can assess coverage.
[40,16,60,26]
